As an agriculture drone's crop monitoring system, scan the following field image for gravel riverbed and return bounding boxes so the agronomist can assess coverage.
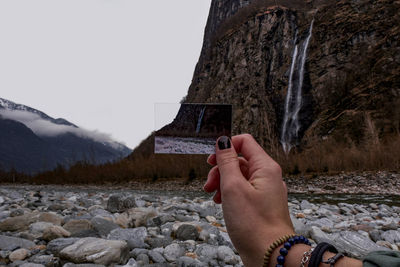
[0,182,399,267]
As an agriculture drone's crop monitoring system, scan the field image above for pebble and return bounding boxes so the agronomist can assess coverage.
[9,248,30,262]
[0,186,399,266]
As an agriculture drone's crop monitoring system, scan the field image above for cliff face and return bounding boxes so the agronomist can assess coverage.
[131,0,399,161]
[184,0,400,153]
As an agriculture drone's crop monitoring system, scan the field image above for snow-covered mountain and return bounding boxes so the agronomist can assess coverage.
[0,97,131,173]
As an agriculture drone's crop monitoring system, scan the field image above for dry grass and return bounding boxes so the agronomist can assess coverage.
[1,135,399,184]
[277,135,400,175]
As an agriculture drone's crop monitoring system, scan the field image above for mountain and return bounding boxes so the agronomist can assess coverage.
[0,98,131,174]
[130,0,399,171]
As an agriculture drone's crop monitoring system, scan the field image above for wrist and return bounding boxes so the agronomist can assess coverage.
[240,227,295,267]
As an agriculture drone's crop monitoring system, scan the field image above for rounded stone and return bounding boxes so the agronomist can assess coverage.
[164,243,185,262]
[176,224,199,241]
[9,248,30,262]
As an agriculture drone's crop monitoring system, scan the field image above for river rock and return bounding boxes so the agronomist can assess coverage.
[300,200,313,210]
[47,203,68,212]
[90,216,119,237]
[306,218,334,229]
[148,250,166,263]
[310,226,332,244]
[28,254,60,267]
[118,258,137,267]
[30,222,55,236]
[46,238,80,256]
[0,211,39,231]
[217,246,238,264]
[146,236,172,249]
[290,215,311,237]
[152,215,175,226]
[331,231,389,258]
[177,256,204,267]
[62,264,105,267]
[115,208,157,228]
[59,237,129,265]
[381,230,400,244]
[9,248,30,262]
[0,235,36,251]
[163,243,185,262]
[107,227,148,249]
[19,263,45,267]
[42,225,71,241]
[195,244,218,262]
[106,194,137,213]
[176,224,199,241]
[38,212,62,225]
[136,253,149,264]
[63,219,93,235]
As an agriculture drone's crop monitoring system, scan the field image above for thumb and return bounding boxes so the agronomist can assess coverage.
[216,136,244,189]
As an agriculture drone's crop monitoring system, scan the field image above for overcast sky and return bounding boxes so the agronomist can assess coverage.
[0,0,212,149]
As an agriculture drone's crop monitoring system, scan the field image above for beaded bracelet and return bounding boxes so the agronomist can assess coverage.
[263,234,296,267]
[275,235,312,267]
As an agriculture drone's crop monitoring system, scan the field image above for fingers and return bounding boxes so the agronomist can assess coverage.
[231,134,281,177]
[204,157,249,194]
[204,165,220,193]
[213,190,222,204]
[215,136,246,192]
[207,154,216,166]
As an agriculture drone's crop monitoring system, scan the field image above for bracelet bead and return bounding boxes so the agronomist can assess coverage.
[274,235,311,267]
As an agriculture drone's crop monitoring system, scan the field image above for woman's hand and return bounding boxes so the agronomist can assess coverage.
[203,134,295,266]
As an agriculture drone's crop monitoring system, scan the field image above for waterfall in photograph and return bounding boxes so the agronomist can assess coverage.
[281,20,314,154]
[196,106,206,134]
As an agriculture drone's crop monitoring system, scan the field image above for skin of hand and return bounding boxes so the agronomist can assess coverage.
[203,134,295,266]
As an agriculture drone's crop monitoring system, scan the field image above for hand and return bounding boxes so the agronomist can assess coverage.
[203,134,295,266]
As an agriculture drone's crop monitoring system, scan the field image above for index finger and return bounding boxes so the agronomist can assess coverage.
[231,134,278,173]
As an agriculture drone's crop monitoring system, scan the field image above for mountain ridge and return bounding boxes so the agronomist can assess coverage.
[0,97,131,173]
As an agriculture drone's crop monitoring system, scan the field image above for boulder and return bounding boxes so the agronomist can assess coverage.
[381,230,400,244]
[148,250,166,263]
[59,237,129,265]
[106,194,137,213]
[38,212,62,225]
[0,235,35,251]
[163,243,185,262]
[42,225,71,241]
[46,238,80,256]
[0,211,39,231]
[107,227,148,249]
[331,231,390,258]
[63,219,93,235]
[176,224,199,241]
[90,216,119,237]
[115,208,157,228]
[9,248,30,262]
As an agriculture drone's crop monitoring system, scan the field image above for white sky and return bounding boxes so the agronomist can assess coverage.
[0,0,212,149]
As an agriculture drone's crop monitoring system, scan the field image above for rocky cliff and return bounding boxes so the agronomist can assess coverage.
[131,0,399,170]
[184,0,400,154]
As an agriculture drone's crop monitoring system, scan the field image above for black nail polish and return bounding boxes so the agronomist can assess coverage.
[218,136,231,150]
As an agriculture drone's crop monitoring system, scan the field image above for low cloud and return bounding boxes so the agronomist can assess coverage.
[0,109,124,149]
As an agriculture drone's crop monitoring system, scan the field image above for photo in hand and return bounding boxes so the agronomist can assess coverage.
[154,103,232,154]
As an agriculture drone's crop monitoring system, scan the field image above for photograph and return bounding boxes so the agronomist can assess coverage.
[1,0,400,266]
[154,103,232,154]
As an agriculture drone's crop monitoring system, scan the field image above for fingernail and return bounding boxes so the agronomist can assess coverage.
[218,136,231,150]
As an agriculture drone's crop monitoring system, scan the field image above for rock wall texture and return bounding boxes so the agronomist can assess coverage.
[185,0,400,153]
[132,0,400,157]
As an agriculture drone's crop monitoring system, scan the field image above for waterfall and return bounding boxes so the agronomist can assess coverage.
[281,20,314,154]
[196,106,206,134]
